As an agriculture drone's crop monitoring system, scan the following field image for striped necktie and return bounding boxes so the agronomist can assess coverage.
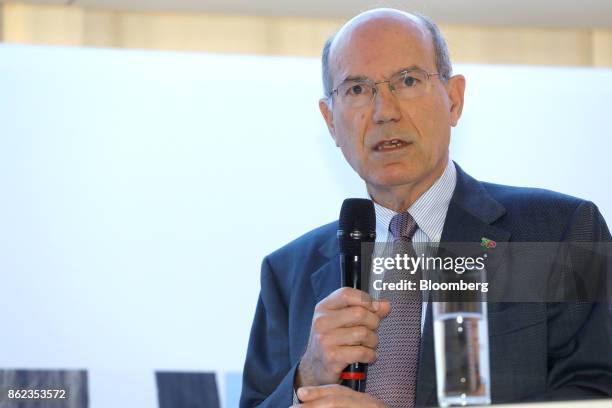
[366,212,421,408]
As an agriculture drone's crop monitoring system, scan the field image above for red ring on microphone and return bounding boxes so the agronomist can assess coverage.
[340,372,366,380]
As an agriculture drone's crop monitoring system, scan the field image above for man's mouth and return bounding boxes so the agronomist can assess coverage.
[373,139,411,152]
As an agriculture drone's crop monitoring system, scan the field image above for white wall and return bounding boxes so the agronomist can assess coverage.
[0,44,610,407]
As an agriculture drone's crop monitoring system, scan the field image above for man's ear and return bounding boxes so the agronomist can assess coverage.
[446,75,466,127]
[319,98,339,146]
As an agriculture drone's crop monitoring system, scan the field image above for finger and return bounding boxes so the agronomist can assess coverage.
[374,299,391,318]
[315,306,380,333]
[320,344,377,370]
[318,287,380,313]
[324,326,379,349]
[297,384,353,402]
[337,344,378,365]
[338,306,381,330]
[293,396,343,407]
[296,394,382,408]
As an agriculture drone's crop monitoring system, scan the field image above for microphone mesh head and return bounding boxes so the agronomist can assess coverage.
[338,199,376,253]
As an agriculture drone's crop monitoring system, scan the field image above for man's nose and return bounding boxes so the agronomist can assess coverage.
[372,83,402,124]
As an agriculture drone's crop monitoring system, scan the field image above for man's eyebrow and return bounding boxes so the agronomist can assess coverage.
[393,65,424,75]
[340,75,370,84]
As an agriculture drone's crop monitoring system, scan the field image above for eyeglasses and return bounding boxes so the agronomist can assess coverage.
[329,68,440,108]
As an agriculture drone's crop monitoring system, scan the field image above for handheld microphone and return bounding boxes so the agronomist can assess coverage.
[337,198,376,392]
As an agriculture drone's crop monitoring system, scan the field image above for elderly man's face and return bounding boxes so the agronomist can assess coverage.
[320,16,465,197]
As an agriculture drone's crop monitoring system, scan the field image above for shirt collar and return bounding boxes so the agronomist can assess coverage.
[373,160,457,243]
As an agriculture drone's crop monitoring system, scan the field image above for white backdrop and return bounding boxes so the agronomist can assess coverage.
[0,44,610,407]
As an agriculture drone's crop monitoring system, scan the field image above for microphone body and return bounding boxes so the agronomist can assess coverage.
[337,199,376,392]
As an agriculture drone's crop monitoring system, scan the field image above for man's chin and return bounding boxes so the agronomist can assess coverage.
[366,173,422,189]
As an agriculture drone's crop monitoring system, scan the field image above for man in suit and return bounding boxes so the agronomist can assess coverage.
[240,8,612,408]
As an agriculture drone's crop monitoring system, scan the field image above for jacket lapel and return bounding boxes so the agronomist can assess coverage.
[310,231,341,304]
[417,163,512,407]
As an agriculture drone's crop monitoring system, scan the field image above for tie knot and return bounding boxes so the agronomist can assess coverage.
[389,212,418,241]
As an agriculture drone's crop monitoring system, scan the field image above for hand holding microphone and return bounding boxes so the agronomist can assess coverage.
[295,199,389,391]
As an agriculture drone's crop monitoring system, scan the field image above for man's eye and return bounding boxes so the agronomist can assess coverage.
[403,75,419,87]
[348,84,365,95]
[346,84,372,96]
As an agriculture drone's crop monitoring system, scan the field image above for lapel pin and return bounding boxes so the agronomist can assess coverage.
[481,237,497,249]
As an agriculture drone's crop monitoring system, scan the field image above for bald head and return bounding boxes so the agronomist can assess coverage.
[321,9,452,97]
[333,9,429,51]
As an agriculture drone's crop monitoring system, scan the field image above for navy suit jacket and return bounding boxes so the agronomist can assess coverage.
[240,164,612,407]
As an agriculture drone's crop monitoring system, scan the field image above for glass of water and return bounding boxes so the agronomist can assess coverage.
[432,265,491,407]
